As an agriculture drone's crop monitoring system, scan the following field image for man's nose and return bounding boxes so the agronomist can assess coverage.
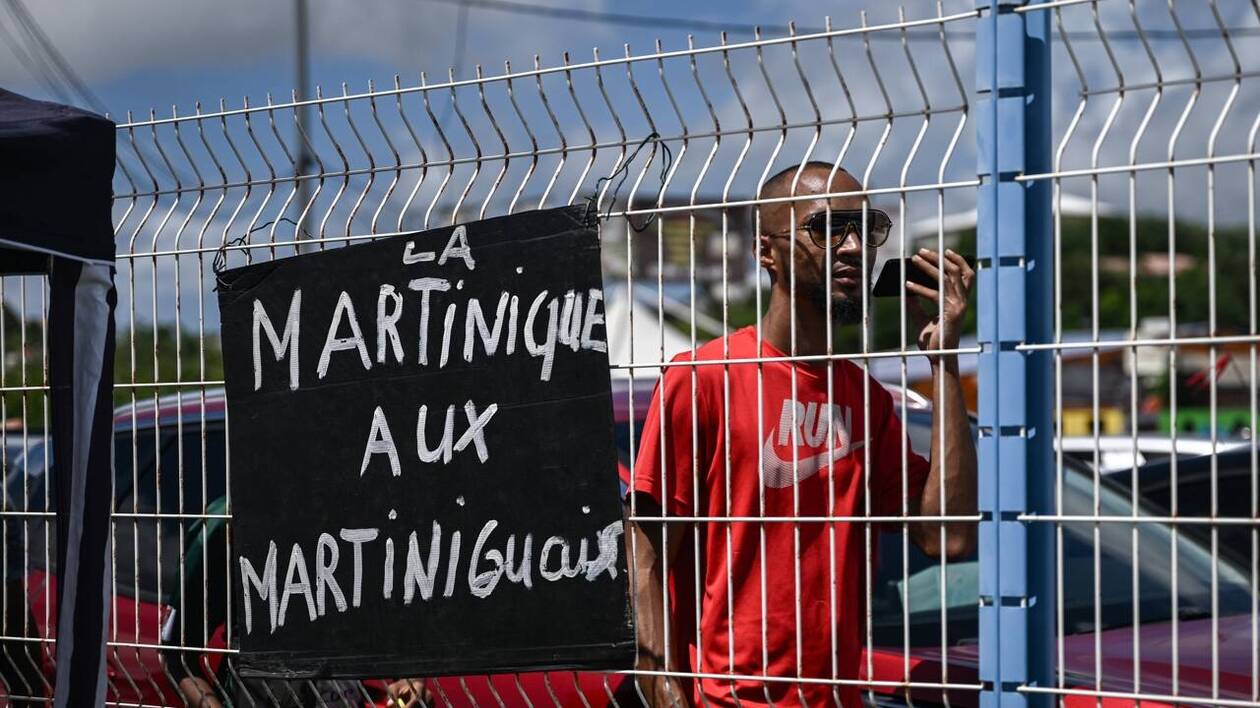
[835,226,863,253]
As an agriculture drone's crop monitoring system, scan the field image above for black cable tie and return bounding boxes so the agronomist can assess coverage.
[212,218,308,292]
[584,132,672,233]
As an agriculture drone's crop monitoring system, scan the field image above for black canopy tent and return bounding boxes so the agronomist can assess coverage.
[1,88,116,707]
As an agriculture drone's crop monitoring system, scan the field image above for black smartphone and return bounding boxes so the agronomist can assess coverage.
[871,255,976,298]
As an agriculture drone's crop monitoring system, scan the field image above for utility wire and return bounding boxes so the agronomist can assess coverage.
[417,0,1260,41]
[422,0,758,35]
[0,8,72,104]
[7,0,107,112]
[4,0,187,184]
[436,0,469,128]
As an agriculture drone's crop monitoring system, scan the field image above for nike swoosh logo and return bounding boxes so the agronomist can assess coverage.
[760,435,864,489]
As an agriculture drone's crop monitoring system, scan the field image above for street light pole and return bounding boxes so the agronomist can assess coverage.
[294,0,312,251]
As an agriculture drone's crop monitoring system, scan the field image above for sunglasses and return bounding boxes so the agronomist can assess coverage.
[791,209,893,249]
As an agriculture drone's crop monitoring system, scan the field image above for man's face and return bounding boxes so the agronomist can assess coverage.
[760,168,880,324]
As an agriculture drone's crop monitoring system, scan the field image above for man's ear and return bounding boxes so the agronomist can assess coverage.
[756,234,776,276]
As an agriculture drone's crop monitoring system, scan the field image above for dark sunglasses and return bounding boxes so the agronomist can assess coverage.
[797,209,893,249]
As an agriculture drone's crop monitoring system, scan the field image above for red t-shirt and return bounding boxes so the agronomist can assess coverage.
[622,326,930,707]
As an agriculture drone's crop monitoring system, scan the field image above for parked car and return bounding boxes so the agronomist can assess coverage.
[3,397,198,705]
[0,434,53,705]
[4,383,1252,706]
[0,385,652,706]
[1,433,43,487]
[1059,434,1247,473]
[1108,446,1258,566]
[873,410,1255,706]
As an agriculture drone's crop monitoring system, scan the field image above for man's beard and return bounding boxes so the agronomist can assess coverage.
[808,284,864,325]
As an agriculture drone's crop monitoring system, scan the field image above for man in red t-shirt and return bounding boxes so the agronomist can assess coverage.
[622,162,977,707]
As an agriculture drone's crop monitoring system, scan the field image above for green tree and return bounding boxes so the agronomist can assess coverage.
[1,302,47,431]
[113,326,225,407]
[1,311,225,432]
[936,216,1251,339]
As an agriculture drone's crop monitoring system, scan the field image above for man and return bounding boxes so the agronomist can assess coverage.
[623,162,977,707]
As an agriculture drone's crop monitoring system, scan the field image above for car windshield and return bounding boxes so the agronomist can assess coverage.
[874,417,1254,647]
[1,429,158,513]
[3,438,51,512]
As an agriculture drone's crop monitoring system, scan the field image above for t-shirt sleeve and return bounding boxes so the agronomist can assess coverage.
[869,384,931,518]
[620,356,707,517]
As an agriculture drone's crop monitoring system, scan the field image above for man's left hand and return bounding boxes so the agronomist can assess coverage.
[906,248,974,354]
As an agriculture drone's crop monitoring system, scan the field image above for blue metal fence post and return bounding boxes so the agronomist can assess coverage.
[976,1,1054,707]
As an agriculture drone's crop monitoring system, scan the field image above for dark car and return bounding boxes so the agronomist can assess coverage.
[1109,446,1258,564]
[2,435,37,476]
[872,412,1256,705]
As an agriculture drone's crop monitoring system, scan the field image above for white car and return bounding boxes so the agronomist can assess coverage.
[1057,435,1247,473]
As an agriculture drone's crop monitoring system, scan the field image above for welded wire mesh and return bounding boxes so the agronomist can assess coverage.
[1,0,1256,706]
[1014,0,1260,706]
[19,4,972,700]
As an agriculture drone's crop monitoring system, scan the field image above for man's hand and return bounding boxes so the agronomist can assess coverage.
[905,248,975,354]
[384,678,431,707]
[626,496,692,708]
[901,248,978,560]
[176,677,223,708]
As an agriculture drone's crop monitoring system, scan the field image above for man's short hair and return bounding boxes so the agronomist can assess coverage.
[757,161,839,201]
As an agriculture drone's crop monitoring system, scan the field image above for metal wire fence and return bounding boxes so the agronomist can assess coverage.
[0,0,1257,705]
[1022,1,1260,706]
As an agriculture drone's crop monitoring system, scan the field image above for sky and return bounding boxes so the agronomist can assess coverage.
[3,0,1259,329]
[5,0,1254,224]
[4,0,837,118]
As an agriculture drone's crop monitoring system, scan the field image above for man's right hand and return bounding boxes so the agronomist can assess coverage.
[626,494,691,708]
[634,665,691,708]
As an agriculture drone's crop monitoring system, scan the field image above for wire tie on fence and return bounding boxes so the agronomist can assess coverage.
[583,131,672,232]
[212,217,309,292]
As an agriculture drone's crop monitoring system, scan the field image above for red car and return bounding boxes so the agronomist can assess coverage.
[2,387,646,707]
[1,387,1251,705]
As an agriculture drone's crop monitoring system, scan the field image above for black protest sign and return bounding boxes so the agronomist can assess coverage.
[216,206,634,679]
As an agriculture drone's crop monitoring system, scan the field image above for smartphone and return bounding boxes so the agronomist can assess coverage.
[871,255,976,298]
